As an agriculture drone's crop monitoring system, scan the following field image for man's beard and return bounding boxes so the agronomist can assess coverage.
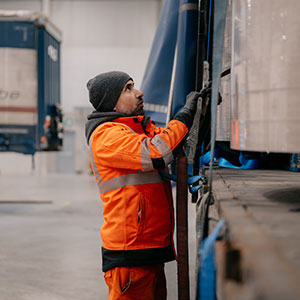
[132,108,145,116]
[132,99,145,116]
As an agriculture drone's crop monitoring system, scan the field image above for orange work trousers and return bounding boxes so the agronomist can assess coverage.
[104,264,167,300]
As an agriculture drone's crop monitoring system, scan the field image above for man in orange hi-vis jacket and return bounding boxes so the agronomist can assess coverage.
[85,71,209,300]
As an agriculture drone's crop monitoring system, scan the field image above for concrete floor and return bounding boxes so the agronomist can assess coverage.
[0,173,196,300]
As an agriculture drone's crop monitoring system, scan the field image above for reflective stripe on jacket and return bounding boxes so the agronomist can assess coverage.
[89,116,188,251]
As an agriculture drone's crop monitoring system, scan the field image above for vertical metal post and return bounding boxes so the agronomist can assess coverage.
[176,149,190,300]
[192,0,210,203]
[31,154,35,171]
[42,0,51,17]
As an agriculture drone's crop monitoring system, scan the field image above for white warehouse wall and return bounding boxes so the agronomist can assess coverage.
[53,0,161,112]
[0,0,161,174]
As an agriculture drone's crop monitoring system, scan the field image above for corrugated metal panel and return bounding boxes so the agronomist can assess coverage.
[231,0,300,153]
[0,21,35,49]
[0,10,62,42]
[0,125,36,154]
[37,27,61,145]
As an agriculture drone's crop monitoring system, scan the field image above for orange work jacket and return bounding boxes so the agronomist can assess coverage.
[88,115,188,251]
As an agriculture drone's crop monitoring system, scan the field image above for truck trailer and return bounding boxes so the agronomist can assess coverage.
[0,10,63,155]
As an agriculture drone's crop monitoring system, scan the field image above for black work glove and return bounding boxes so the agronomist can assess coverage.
[173,86,211,129]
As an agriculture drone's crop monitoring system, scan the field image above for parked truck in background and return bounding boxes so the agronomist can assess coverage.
[0,10,63,155]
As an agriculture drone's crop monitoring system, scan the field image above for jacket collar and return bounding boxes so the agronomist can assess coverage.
[113,116,144,134]
[85,111,157,144]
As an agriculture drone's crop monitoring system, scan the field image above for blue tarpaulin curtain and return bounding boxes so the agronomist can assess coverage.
[140,0,179,126]
[171,0,198,118]
[141,0,198,126]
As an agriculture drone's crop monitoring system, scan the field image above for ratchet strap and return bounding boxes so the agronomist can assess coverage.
[159,170,207,194]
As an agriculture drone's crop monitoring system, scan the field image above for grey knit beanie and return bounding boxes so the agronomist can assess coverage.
[87,71,132,112]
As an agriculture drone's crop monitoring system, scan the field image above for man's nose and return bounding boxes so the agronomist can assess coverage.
[135,88,144,99]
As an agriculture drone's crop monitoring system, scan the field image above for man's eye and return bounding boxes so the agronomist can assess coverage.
[126,86,131,91]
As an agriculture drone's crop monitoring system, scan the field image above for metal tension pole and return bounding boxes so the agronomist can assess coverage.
[176,149,190,300]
